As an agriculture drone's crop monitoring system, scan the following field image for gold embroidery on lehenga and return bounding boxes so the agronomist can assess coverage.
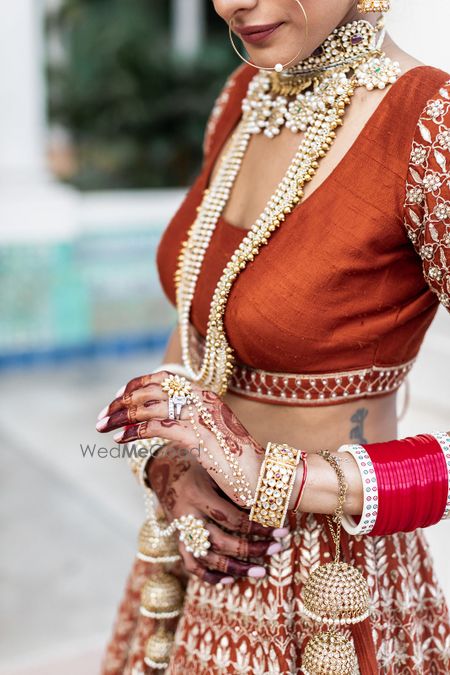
[165,517,450,674]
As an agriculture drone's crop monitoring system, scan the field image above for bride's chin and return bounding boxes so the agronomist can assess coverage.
[245,48,286,69]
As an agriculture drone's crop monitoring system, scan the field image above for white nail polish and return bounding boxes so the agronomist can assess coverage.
[273,527,290,538]
[220,577,234,585]
[267,543,282,555]
[113,431,124,442]
[97,406,109,421]
[96,416,109,431]
[248,566,266,579]
[115,385,126,398]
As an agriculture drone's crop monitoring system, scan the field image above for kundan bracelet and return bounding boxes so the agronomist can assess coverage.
[250,442,303,528]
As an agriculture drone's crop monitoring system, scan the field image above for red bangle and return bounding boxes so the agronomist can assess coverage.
[365,434,448,536]
[424,447,448,526]
[292,452,308,513]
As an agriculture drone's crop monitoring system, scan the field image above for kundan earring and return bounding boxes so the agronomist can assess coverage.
[229,0,308,73]
[357,0,390,12]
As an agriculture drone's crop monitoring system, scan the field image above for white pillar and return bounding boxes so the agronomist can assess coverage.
[172,0,205,60]
[0,0,49,184]
[0,0,77,243]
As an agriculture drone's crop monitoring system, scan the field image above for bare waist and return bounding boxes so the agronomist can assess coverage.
[224,387,400,452]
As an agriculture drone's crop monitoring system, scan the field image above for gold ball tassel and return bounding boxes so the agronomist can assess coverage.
[127,437,185,670]
[300,450,371,675]
[144,623,176,670]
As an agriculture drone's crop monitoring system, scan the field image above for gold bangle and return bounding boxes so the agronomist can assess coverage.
[249,442,303,528]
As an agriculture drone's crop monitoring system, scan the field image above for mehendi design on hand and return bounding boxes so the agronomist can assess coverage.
[149,451,191,512]
[199,390,264,458]
[143,399,162,408]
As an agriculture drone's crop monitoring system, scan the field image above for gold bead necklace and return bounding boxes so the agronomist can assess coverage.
[176,79,354,396]
[174,20,400,397]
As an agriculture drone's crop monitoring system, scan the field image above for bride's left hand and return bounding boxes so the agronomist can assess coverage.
[96,370,264,507]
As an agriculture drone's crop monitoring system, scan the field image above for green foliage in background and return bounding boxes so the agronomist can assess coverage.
[47,0,237,189]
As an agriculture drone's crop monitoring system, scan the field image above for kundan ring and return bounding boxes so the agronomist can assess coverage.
[176,514,211,558]
[161,374,193,420]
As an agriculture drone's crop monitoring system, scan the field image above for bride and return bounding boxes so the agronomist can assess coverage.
[97,1,450,672]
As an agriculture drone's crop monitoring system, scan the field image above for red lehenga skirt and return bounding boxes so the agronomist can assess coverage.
[101,511,450,674]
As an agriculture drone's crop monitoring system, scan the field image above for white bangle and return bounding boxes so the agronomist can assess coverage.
[431,431,450,520]
[337,443,378,535]
[128,437,170,486]
[151,361,191,378]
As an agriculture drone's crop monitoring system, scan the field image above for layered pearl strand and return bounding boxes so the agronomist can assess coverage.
[174,19,400,399]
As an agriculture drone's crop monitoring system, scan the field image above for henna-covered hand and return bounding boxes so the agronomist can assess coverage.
[145,442,285,584]
[96,370,265,507]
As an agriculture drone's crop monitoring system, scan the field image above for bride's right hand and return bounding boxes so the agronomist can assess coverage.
[147,442,288,585]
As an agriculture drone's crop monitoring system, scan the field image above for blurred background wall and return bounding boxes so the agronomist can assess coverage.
[0,1,449,674]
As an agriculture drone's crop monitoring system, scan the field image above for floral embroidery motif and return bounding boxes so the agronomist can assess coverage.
[165,515,450,674]
[437,129,450,151]
[404,79,450,309]
[410,144,428,165]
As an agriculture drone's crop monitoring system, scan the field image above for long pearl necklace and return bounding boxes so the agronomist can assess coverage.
[175,19,401,397]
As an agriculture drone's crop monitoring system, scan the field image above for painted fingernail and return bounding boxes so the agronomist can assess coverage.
[267,543,282,555]
[219,577,234,585]
[113,431,124,442]
[248,566,266,579]
[97,406,109,421]
[96,416,109,431]
[272,527,290,538]
[115,385,126,398]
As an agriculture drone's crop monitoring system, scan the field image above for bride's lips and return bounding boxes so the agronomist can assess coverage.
[234,22,284,45]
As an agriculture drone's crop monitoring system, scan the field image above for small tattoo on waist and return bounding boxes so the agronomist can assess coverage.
[349,407,368,444]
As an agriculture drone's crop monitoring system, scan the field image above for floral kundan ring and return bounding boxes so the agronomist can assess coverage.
[161,374,193,420]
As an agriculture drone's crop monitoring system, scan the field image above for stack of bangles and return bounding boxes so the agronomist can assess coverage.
[337,432,450,535]
[250,432,450,535]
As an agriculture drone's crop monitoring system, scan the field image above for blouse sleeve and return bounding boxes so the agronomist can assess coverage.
[403,79,450,311]
[202,65,246,163]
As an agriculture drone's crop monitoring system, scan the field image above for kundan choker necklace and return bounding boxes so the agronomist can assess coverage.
[175,17,401,396]
[243,17,401,138]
